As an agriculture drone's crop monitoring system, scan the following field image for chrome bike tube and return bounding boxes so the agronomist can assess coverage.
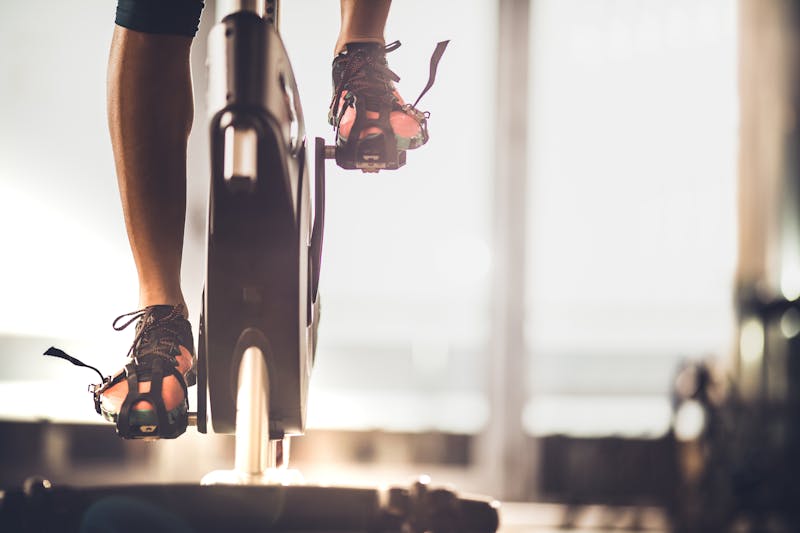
[216,0,265,18]
[216,0,279,26]
[201,345,289,485]
[234,346,272,476]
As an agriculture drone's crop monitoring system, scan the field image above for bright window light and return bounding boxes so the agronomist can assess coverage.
[525,0,739,437]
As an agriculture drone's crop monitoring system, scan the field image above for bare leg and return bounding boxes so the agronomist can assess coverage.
[335,0,391,54]
[103,27,195,416]
[107,27,193,313]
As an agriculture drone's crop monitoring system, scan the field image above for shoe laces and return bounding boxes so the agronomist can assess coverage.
[113,305,187,364]
[42,305,189,398]
[329,41,402,128]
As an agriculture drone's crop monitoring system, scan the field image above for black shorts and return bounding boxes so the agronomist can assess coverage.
[115,0,205,38]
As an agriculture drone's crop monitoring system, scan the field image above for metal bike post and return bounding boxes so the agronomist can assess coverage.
[234,346,272,477]
[216,0,263,18]
[215,0,278,26]
[202,341,296,484]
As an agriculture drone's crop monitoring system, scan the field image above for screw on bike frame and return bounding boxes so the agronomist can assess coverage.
[265,0,279,27]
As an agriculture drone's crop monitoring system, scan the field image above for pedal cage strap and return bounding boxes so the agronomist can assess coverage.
[339,96,399,168]
[115,356,188,439]
[43,346,111,415]
[90,369,123,415]
[43,347,105,384]
[412,40,450,109]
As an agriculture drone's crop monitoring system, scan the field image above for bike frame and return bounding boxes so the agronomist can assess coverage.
[195,0,437,487]
[0,6,501,530]
[198,0,325,484]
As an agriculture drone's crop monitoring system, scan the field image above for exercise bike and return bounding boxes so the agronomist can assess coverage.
[2,1,499,531]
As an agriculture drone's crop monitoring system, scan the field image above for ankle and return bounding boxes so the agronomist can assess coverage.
[138,294,188,318]
[334,37,384,56]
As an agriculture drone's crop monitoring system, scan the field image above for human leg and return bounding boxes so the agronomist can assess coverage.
[335,0,392,55]
[107,27,193,311]
[101,1,204,437]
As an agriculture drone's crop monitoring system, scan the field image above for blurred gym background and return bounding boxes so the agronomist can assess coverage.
[2,0,798,531]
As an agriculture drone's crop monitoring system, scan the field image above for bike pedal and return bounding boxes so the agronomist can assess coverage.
[333,147,407,172]
[331,132,407,172]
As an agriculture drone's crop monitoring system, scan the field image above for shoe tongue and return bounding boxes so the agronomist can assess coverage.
[334,42,387,86]
[143,304,180,323]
